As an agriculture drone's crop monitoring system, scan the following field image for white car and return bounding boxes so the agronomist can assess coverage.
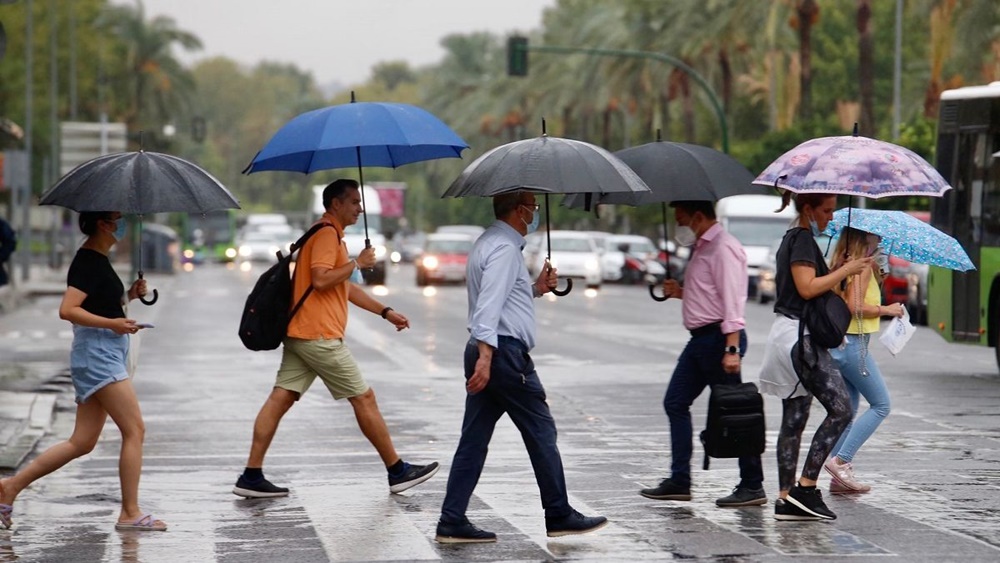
[600,234,666,283]
[524,231,602,288]
[237,230,295,262]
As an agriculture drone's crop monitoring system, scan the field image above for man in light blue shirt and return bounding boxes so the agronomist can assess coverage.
[435,191,608,543]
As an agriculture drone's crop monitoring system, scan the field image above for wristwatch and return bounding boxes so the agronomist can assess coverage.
[724,345,739,355]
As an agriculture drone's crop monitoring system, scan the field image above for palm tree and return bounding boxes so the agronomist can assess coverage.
[857,0,875,135]
[793,0,820,120]
[98,1,202,148]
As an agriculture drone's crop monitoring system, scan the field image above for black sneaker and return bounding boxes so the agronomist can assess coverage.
[435,518,497,544]
[388,461,440,494]
[785,484,836,520]
[232,475,289,498]
[639,478,692,501]
[716,486,768,507]
[545,510,608,538]
[774,498,822,521]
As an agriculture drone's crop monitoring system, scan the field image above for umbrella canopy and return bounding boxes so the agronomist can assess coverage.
[39,151,240,214]
[752,134,951,199]
[825,208,975,271]
[244,99,468,174]
[40,150,240,306]
[564,139,766,208]
[443,135,650,198]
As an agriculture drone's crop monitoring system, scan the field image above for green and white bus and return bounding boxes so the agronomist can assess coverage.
[928,81,1000,370]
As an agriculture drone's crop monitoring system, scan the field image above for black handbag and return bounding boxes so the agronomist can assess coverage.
[802,290,851,349]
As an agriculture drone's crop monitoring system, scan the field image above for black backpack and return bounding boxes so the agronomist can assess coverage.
[699,382,766,470]
[238,223,335,351]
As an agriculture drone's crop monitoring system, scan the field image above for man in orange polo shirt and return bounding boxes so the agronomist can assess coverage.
[233,179,439,498]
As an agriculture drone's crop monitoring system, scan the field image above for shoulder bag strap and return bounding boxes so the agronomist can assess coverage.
[288,224,339,321]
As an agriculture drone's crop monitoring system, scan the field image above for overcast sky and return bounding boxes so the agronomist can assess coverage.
[119,0,555,89]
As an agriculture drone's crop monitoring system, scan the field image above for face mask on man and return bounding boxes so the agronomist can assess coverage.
[674,225,697,247]
[113,218,127,241]
[522,205,539,235]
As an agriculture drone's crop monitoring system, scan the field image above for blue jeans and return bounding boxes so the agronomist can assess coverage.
[664,328,763,489]
[829,334,891,462]
[440,336,571,524]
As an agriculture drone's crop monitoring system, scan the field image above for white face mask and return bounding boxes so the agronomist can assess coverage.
[675,225,697,247]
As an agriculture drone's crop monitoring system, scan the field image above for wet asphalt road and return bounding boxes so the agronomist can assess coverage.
[1,261,999,562]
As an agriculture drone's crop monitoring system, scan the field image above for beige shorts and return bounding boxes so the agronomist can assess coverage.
[276,337,369,400]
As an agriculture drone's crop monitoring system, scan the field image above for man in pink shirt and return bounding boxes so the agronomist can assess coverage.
[639,200,766,507]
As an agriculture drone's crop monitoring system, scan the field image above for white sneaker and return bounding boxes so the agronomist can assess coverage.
[823,457,871,493]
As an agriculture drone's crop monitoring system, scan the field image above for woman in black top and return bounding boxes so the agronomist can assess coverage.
[0,211,166,532]
[759,192,870,522]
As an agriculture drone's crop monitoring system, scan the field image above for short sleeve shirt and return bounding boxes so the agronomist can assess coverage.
[66,248,125,319]
[286,215,350,340]
[773,227,828,319]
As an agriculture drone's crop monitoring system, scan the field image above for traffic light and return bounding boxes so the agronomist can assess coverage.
[507,36,528,77]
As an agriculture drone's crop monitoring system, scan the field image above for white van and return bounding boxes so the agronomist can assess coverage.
[715,194,796,299]
[312,184,388,285]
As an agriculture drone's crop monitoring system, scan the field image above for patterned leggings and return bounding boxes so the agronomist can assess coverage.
[777,336,853,492]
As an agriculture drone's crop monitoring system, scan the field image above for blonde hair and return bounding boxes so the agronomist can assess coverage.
[831,226,882,295]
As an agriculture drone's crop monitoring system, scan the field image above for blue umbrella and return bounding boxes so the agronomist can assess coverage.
[824,208,975,271]
[244,92,468,242]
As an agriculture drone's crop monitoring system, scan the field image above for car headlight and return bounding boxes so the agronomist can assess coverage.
[225,247,237,259]
[268,245,280,256]
[238,245,251,257]
[422,255,439,269]
[183,249,195,259]
[390,251,401,263]
[584,258,599,271]
[759,270,774,282]
[374,245,387,259]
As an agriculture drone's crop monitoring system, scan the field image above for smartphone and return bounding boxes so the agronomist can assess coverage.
[136,323,155,329]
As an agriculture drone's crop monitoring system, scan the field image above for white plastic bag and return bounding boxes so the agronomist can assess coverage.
[879,306,916,356]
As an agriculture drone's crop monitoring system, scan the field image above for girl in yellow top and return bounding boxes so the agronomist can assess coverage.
[827,227,904,493]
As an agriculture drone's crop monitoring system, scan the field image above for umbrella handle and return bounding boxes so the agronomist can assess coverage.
[137,271,158,306]
[551,278,572,297]
[649,284,669,302]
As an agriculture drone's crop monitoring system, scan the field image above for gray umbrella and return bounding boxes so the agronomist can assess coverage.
[444,127,649,296]
[564,135,767,301]
[40,150,241,305]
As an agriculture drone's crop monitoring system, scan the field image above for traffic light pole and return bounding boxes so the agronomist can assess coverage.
[515,42,729,154]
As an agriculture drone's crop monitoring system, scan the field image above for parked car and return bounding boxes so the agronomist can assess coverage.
[883,254,911,306]
[524,230,602,288]
[600,234,666,284]
[416,233,475,286]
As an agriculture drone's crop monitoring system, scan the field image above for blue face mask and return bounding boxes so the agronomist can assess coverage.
[113,218,127,241]
[808,218,821,237]
[523,207,540,235]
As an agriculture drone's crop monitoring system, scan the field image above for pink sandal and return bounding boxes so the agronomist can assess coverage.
[115,514,167,531]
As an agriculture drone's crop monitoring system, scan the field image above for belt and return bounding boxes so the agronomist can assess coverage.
[689,321,722,337]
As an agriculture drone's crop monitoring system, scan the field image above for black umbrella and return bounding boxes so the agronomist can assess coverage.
[565,132,767,300]
[40,150,240,305]
[444,120,650,296]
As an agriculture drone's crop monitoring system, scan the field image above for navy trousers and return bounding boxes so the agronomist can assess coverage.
[663,327,763,489]
[440,336,571,524]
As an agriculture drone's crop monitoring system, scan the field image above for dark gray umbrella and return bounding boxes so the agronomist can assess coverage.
[564,135,767,301]
[444,126,649,296]
[40,150,241,305]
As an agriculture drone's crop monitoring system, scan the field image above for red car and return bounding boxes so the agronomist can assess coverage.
[416,233,474,286]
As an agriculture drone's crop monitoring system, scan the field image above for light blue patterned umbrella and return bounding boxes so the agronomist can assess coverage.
[824,208,975,271]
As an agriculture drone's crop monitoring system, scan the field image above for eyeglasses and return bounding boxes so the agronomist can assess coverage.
[520,203,540,212]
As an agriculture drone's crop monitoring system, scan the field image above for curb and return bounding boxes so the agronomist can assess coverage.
[0,391,57,470]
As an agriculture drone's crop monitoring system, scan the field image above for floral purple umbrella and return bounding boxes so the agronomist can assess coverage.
[752,133,951,198]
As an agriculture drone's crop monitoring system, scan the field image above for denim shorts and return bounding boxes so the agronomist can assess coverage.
[70,326,130,404]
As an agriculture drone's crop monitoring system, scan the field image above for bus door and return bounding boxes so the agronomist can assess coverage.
[949,130,988,341]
